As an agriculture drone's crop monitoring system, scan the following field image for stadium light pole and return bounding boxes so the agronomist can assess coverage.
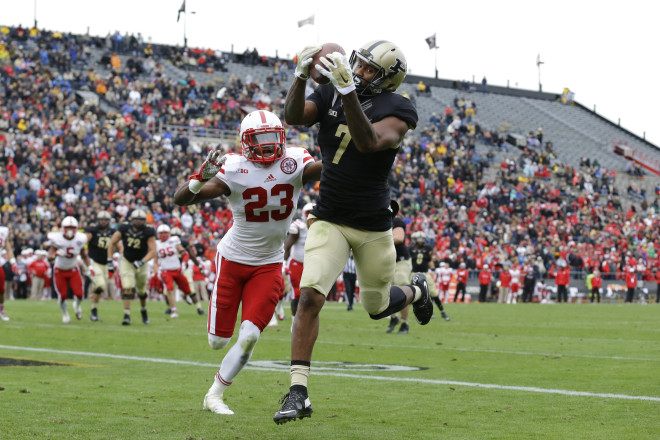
[536,53,544,92]
[183,11,197,48]
[33,0,37,28]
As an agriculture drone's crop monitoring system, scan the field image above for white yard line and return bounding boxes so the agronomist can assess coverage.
[1,344,659,402]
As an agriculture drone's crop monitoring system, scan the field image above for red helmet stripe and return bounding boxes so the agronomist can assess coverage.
[259,111,267,123]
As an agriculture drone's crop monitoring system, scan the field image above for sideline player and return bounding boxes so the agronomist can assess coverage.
[47,217,90,323]
[386,215,413,334]
[282,202,314,327]
[155,224,204,318]
[0,224,16,321]
[85,211,116,321]
[108,209,157,325]
[173,110,321,415]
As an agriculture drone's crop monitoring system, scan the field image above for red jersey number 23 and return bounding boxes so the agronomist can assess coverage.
[243,184,294,222]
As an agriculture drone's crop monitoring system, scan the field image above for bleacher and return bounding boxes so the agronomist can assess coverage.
[44,33,660,198]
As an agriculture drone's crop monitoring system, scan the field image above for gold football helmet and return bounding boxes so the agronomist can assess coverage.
[349,40,407,97]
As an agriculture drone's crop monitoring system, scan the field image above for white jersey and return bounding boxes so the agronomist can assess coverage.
[156,236,183,271]
[436,267,453,284]
[0,226,9,250]
[216,148,314,265]
[288,218,308,263]
[510,268,521,285]
[47,231,88,270]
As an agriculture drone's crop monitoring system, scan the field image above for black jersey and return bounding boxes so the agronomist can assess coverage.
[85,226,114,264]
[392,217,411,262]
[307,86,418,231]
[118,223,156,263]
[410,244,433,273]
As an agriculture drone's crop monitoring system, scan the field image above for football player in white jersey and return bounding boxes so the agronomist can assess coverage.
[47,217,91,323]
[0,225,16,321]
[174,110,322,416]
[282,203,314,327]
[154,224,204,318]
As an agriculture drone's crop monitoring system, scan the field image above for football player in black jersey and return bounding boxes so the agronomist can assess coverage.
[85,211,117,321]
[107,209,156,326]
[274,40,433,424]
[410,232,450,321]
[386,215,413,334]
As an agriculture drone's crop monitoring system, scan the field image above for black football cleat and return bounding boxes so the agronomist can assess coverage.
[411,273,433,325]
[273,391,313,424]
[141,309,150,325]
[397,322,409,334]
[386,316,400,333]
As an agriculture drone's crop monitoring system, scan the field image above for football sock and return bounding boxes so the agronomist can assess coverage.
[432,296,444,311]
[123,308,131,316]
[290,361,311,388]
[210,370,231,396]
[59,300,67,314]
[218,321,260,382]
[411,285,422,302]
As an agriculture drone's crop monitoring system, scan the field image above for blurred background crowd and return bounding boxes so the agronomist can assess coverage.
[1,25,659,303]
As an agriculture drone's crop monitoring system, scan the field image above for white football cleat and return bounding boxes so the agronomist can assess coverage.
[171,310,179,319]
[74,302,83,320]
[0,312,9,322]
[267,314,278,327]
[203,392,234,415]
[62,313,71,324]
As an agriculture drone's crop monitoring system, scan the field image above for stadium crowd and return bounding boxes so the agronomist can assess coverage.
[1,24,659,313]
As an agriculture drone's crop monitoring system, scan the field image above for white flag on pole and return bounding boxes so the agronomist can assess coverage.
[298,14,315,28]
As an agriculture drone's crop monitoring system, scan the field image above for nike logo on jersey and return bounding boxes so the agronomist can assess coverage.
[264,174,277,183]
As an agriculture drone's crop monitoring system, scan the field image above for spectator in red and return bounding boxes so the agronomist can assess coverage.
[624,266,637,303]
[555,261,571,303]
[655,269,660,303]
[478,264,492,303]
[590,269,602,303]
[497,262,512,304]
[28,250,50,300]
[455,262,469,302]
[6,158,17,179]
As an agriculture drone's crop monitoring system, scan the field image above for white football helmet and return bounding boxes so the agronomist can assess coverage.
[157,224,170,241]
[61,216,78,239]
[302,203,314,220]
[239,110,286,165]
[170,227,182,237]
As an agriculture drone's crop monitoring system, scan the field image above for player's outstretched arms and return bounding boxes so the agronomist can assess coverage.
[174,150,230,206]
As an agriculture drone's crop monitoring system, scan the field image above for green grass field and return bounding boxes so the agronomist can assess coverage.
[1,299,659,440]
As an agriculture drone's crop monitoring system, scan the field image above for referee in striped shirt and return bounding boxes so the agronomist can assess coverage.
[343,252,357,311]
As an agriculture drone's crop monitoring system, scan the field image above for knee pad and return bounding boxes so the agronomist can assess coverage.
[368,286,407,319]
[237,320,261,353]
[121,289,135,300]
[208,334,231,350]
[94,287,104,295]
[137,293,148,300]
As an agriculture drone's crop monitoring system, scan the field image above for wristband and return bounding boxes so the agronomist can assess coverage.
[337,84,356,95]
[188,179,205,194]
[294,70,309,81]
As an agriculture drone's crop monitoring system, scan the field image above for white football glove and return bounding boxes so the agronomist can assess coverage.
[188,150,227,194]
[316,52,356,95]
[294,45,322,80]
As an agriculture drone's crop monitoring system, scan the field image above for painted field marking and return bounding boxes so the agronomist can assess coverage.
[1,344,658,402]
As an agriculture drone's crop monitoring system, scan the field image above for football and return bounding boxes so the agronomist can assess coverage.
[310,42,346,85]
